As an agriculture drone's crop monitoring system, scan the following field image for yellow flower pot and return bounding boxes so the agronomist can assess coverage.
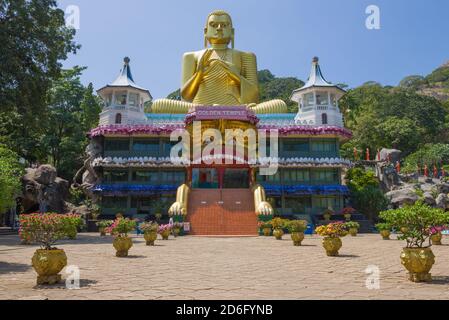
[144,231,158,246]
[99,227,106,237]
[349,228,358,237]
[262,227,271,237]
[322,237,342,256]
[113,236,133,257]
[400,247,435,282]
[431,233,443,245]
[380,230,390,240]
[291,232,305,246]
[400,227,409,234]
[344,214,352,221]
[161,229,170,240]
[323,214,331,221]
[273,229,284,240]
[32,249,67,285]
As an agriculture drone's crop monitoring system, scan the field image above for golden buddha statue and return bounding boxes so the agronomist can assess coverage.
[151,10,287,114]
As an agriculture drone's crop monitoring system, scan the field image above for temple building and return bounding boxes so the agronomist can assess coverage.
[89,56,352,235]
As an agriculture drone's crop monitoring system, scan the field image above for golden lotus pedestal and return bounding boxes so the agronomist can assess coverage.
[400,247,435,282]
[291,232,305,246]
[322,237,342,256]
[113,236,133,257]
[144,232,158,246]
[32,249,68,285]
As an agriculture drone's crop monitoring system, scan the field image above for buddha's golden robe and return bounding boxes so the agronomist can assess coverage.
[151,48,287,114]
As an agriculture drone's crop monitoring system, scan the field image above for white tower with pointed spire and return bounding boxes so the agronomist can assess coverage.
[291,57,346,127]
[97,57,152,125]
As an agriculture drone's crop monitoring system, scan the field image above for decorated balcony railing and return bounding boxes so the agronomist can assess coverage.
[261,184,350,196]
[93,184,179,196]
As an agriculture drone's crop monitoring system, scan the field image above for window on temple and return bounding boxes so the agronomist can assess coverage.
[132,139,160,155]
[115,113,122,124]
[283,139,309,153]
[132,170,158,183]
[321,113,328,125]
[102,196,128,209]
[161,171,185,184]
[161,140,178,157]
[104,139,129,151]
[103,170,129,183]
[311,169,339,183]
[115,91,127,105]
[315,197,339,211]
[128,93,139,107]
[283,169,310,184]
[284,196,312,215]
[330,93,337,106]
[304,93,314,107]
[310,140,336,153]
[256,170,281,184]
[316,92,329,105]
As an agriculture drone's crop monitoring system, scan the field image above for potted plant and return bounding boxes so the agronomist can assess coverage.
[19,213,70,285]
[258,221,272,236]
[322,208,334,221]
[315,222,347,256]
[379,202,449,282]
[270,217,286,240]
[342,207,356,221]
[287,220,307,246]
[96,220,113,236]
[106,217,136,257]
[345,221,360,237]
[430,226,446,245]
[62,214,82,240]
[375,223,391,240]
[172,222,184,237]
[158,224,172,240]
[140,221,159,246]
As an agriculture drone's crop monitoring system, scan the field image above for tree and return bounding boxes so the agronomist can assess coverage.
[40,67,88,180]
[80,83,102,131]
[399,75,427,89]
[166,89,181,101]
[345,167,388,221]
[0,144,24,215]
[0,0,79,162]
[403,144,449,173]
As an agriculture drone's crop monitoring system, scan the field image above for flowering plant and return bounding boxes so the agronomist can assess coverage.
[429,226,447,235]
[105,218,136,237]
[287,220,308,233]
[315,222,347,238]
[19,213,71,250]
[345,221,360,229]
[96,220,114,228]
[139,221,158,233]
[270,217,287,230]
[158,224,172,234]
[375,223,391,231]
[379,201,449,248]
[62,214,83,230]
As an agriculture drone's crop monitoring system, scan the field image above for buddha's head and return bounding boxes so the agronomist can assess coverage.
[204,10,234,48]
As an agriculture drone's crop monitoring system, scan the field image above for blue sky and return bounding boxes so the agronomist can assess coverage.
[58,0,449,99]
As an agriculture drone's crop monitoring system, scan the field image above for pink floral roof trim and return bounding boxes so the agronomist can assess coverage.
[258,125,352,138]
[88,124,185,137]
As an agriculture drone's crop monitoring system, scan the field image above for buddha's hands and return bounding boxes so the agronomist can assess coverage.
[196,49,214,74]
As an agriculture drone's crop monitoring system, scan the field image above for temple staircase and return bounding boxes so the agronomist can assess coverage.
[187,189,258,236]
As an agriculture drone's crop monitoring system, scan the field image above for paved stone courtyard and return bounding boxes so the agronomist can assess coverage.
[1,233,449,300]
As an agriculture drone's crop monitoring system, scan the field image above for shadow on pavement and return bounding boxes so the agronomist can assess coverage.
[0,261,31,274]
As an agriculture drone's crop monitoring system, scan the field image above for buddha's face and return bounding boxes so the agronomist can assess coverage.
[205,14,233,45]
